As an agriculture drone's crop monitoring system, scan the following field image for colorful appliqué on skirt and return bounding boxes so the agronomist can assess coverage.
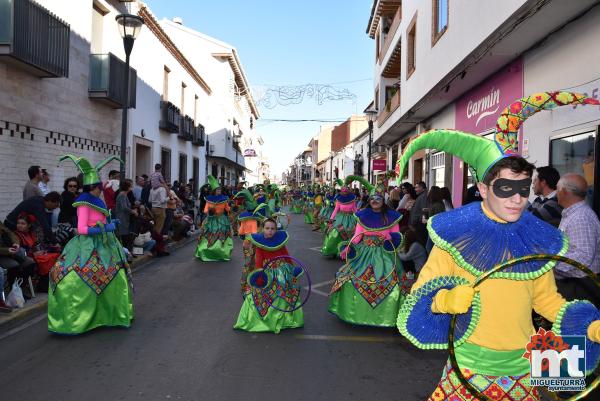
[331,265,398,308]
[50,251,127,295]
[251,260,300,317]
[429,360,538,401]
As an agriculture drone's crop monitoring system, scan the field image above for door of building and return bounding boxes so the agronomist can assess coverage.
[413,158,423,184]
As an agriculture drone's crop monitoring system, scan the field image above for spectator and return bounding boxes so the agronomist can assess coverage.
[398,226,427,274]
[115,179,137,251]
[554,173,600,307]
[5,192,60,244]
[0,267,9,312]
[58,177,79,226]
[150,163,166,189]
[23,165,43,200]
[426,186,445,219]
[440,187,454,211]
[163,183,181,236]
[133,175,145,201]
[103,170,120,212]
[150,181,168,235]
[463,184,483,205]
[132,214,156,256]
[38,169,51,195]
[409,181,427,226]
[528,166,562,227]
[140,174,151,209]
[389,185,401,209]
[172,180,180,193]
[13,213,40,255]
[397,183,415,210]
[0,221,36,299]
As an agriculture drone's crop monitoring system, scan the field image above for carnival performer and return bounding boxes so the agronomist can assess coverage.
[396,92,600,401]
[321,177,359,257]
[311,185,324,231]
[328,177,404,327]
[229,181,246,236]
[303,187,315,224]
[236,189,267,237]
[195,176,233,261]
[48,155,133,335]
[234,218,304,333]
[317,188,336,232]
[291,188,304,214]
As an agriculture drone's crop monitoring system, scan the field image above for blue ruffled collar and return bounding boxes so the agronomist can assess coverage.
[205,195,228,203]
[355,208,402,230]
[428,202,567,279]
[335,193,356,204]
[249,231,289,250]
[74,192,108,215]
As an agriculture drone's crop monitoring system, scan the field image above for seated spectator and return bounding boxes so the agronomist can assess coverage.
[528,166,562,227]
[0,221,36,299]
[4,192,61,244]
[0,267,10,312]
[171,208,193,241]
[115,179,137,251]
[13,213,40,255]
[554,173,600,307]
[133,218,156,256]
[59,177,80,226]
[133,205,168,257]
[398,227,427,275]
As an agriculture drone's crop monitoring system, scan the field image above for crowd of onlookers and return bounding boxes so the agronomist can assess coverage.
[0,163,203,312]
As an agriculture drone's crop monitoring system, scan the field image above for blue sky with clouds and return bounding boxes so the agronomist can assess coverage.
[144,0,374,176]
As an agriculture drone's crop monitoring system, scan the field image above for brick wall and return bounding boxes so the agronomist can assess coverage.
[331,121,350,152]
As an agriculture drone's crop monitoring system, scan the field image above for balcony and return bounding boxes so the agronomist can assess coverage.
[0,0,70,77]
[89,53,137,108]
[377,88,401,127]
[159,101,181,133]
[178,115,194,141]
[192,124,205,146]
[380,7,401,65]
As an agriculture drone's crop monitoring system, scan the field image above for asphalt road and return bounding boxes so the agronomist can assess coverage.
[0,211,445,401]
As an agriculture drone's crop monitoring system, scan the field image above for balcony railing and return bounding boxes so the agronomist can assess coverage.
[178,115,194,141]
[0,0,70,77]
[377,89,401,127]
[380,7,401,64]
[192,124,205,146]
[89,53,137,108]
[159,101,181,133]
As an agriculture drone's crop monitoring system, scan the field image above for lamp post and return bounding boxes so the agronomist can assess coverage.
[364,106,378,184]
[329,151,334,186]
[115,13,144,181]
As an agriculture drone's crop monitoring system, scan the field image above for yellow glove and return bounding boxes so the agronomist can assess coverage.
[588,320,600,343]
[432,286,477,314]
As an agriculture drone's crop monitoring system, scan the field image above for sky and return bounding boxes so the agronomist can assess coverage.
[143,0,375,177]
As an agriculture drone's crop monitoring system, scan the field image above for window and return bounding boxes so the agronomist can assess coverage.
[551,130,596,204]
[163,66,170,101]
[181,83,186,114]
[160,147,171,183]
[432,0,449,45]
[406,13,417,78]
[431,152,445,188]
[178,153,187,184]
[375,32,380,61]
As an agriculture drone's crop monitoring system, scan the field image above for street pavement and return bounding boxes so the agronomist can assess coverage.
[0,210,445,401]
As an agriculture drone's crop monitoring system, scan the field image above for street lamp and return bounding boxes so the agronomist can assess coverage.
[364,105,378,184]
[329,151,335,186]
[115,13,144,181]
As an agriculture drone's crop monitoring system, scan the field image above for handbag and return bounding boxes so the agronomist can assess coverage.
[133,232,151,246]
[6,278,25,308]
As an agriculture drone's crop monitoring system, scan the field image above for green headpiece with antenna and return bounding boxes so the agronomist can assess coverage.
[59,155,123,186]
[343,175,374,193]
[207,175,219,191]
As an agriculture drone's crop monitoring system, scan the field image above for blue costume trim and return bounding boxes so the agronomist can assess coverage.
[552,300,600,375]
[355,208,402,230]
[335,193,356,203]
[397,276,482,350]
[383,232,402,251]
[205,195,229,203]
[73,192,109,216]
[428,202,567,279]
[249,231,289,251]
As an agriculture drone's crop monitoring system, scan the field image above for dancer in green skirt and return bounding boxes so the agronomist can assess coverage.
[329,178,404,327]
[48,155,133,335]
[195,176,233,261]
[291,188,304,214]
[303,188,315,224]
[321,177,359,257]
[234,218,304,333]
[317,188,336,232]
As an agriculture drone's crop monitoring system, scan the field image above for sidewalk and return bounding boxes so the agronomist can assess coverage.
[0,234,198,331]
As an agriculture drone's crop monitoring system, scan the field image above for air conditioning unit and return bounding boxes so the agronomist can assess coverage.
[209,144,215,153]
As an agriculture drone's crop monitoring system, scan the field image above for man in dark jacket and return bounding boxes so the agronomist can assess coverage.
[4,192,60,244]
[528,166,562,227]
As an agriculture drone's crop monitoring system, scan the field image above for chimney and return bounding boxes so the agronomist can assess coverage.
[173,17,183,25]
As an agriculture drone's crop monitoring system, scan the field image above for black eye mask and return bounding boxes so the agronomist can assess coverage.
[491,178,532,198]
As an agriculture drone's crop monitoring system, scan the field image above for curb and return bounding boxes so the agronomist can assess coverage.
[0,234,198,332]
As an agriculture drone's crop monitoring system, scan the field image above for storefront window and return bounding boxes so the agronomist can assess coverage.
[551,130,596,204]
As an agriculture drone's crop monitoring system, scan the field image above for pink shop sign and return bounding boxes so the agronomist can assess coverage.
[455,58,524,133]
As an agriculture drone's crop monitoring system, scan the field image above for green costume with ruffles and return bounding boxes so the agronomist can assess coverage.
[321,193,357,257]
[234,231,304,333]
[328,208,404,327]
[195,194,233,261]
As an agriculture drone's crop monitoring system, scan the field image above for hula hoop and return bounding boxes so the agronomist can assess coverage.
[448,254,600,401]
[341,231,399,285]
[260,255,312,313]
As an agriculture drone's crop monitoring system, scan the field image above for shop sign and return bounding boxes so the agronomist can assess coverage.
[243,148,257,157]
[373,159,387,171]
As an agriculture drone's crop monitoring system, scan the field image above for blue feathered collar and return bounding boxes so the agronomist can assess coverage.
[326,195,336,201]
[428,202,568,280]
[248,231,289,250]
[205,195,228,204]
[355,208,402,230]
[73,192,109,216]
[335,193,356,204]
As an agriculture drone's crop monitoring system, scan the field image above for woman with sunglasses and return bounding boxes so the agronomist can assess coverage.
[58,177,80,227]
[329,177,404,327]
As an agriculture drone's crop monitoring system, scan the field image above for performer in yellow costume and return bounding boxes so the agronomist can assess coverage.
[396,92,600,401]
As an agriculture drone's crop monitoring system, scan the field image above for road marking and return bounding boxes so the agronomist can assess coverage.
[0,313,46,341]
[295,334,401,343]
[309,246,322,252]
[304,279,334,297]
[312,279,334,289]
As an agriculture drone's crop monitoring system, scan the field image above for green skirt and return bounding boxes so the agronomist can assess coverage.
[48,233,133,334]
[195,214,233,261]
[321,211,356,257]
[304,211,314,224]
[234,295,304,334]
[291,199,303,214]
[328,236,404,327]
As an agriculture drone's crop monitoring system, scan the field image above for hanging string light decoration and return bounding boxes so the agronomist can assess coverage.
[253,84,357,109]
